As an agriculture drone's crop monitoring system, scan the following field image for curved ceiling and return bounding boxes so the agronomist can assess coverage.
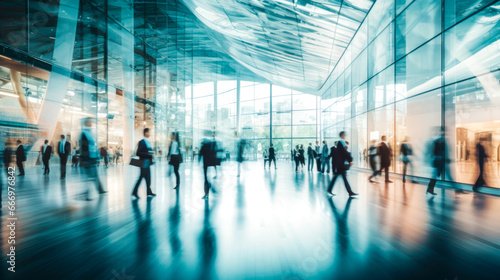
[180,0,374,92]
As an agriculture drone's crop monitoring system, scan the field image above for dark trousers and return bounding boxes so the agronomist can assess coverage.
[474,164,485,190]
[60,156,68,178]
[316,158,321,172]
[203,165,212,196]
[268,156,276,169]
[133,167,152,195]
[103,156,108,167]
[308,157,314,171]
[43,158,50,174]
[16,160,24,175]
[382,165,390,181]
[402,161,412,182]
[328,169,354,195]
[295,158,300,171]
[427,166,442,193]
[369,156,377,180]
[172,163,180,187]
[84,164,105,197]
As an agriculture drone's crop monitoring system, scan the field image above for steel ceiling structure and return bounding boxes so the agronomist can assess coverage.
[178,0,374,92]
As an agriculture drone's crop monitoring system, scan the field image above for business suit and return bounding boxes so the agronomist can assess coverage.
[327,141,355,196]
[473,142,487,191]
[321,144,330,173]
[41,144,52,174]
[133,139,154,197]
[378,142,392,182]
[16,144,26,176]
[268,146,277,169]
[315,145,321,172]
[199,139,218,197]
[307,146,315,171]
[57,140,71,178]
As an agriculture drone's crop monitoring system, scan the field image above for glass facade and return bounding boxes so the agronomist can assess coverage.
[321,0,500,187]
[0,0,499,189]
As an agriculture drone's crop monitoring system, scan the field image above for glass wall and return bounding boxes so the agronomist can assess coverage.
[0,0,175,165]
[321,0,500,187]
[186,81,319,161]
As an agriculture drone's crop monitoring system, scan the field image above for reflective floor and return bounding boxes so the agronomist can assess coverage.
[1,161,500,280]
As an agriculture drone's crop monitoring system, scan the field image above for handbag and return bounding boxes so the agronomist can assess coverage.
[129,157,144,168]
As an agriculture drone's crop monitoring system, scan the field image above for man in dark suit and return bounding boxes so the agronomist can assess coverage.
[473,138,488,192]
[378,135,392,183]
[315,141,321,172]
[199,137,218,199]
[57,135,71,179]
[327,131,357,197]
[307,143,315,171]
[268,144,277,169]
[41,139,52,175]
[132,128,156,199]
[15,140,26,176]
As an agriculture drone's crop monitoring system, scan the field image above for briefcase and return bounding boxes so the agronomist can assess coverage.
[129,157,144,168]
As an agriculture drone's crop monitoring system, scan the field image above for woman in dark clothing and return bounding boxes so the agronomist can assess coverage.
[168,132,182,189]
[294,145,300,172]
[299,144,305,169]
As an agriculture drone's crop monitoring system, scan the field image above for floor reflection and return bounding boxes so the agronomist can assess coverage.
[1,161,500,279]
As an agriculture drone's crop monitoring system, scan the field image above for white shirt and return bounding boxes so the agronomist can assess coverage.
[170,140,179,155]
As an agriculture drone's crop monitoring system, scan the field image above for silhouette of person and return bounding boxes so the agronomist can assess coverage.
[57,135,71,179]
[40,139,53,175]
[168,131,182,189]
[473,138,488,192]
[400,137,413,183]
[15,139,26,176]
[80,118,107,200]
[378,135,392,183]
[132,128,156,198]
[328,131,357,197]
[368,140,379,183]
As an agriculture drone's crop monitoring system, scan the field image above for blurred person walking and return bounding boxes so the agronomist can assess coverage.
[263,148,269,169]
[378,135,392,183]
[57,135,71,179]
[268,144,277,169]
[307,143,315,171]
[132,128,156,198]
[299,144,305,170]
[15,139,26,176]
[327,131,357,197]
[71,147,78,167]
[236,138,246,177]
[368,140,379,183]
[80,118,107,200]
[315,141,321,172]
[400,137,413,183]
[473,138,488,192]
[293,145,300,172]
[426,127,461,195]
[199,138,218,199]
[168,132,182,190]
[100,146,108,168]
[321,140,330,174]
[40,139,53,175]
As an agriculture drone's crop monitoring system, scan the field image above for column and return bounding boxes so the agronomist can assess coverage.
[36,0,80,140]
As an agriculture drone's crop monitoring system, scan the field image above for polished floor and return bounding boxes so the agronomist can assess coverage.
[1,161,500,280]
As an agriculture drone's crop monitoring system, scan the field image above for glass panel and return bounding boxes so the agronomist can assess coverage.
[368,23,394,78]
[395,0,441,60]
[445,71,500,187]
[444,0,497,29]
[395,37,442,100]
[444,5,500,85]
[368,65,395,110]
[395,90,442,176]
